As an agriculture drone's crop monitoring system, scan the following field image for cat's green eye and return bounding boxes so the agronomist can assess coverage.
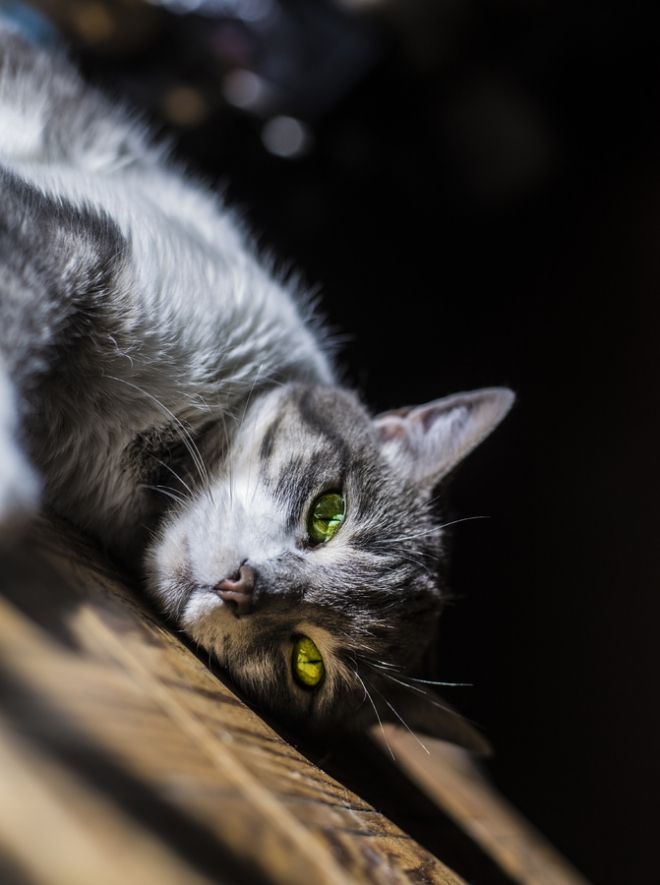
[292,636,325,689]
[308,491,345,545]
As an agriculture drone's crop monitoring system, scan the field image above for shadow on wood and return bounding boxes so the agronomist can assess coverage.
[0,519,588,884]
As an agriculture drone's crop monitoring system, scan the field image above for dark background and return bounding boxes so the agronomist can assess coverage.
[26,1,660,882]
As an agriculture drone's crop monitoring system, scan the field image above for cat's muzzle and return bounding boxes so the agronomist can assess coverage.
[215,563,256,617]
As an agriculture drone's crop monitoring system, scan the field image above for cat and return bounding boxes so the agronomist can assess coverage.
[0,24,513,749]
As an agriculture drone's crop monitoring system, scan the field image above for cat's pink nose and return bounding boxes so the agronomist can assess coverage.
[216,564,256,616]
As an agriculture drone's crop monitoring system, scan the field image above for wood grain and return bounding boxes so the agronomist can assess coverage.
[0,520,464,885]
[374,729,590,885]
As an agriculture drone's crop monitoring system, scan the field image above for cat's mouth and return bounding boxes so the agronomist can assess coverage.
[181,586,247,653]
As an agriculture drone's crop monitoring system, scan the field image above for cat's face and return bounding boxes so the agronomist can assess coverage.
[146,383,513,743]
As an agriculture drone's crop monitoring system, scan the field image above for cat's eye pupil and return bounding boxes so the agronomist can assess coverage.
[308,491,345,545]
[292,636,325,689]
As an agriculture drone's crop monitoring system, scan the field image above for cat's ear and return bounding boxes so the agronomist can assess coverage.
[374,387,514,491]
[377,684,492,756]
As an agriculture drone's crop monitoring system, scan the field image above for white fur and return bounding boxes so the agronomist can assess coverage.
[0,102,43,157]
[0,357,40,533]
[149,386,353,705]
[154,389,294,599]
[0,34,334,548]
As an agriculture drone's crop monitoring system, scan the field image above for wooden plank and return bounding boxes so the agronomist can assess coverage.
[375,728,590,885]
[0,719,211,885]
[0,519,464,885]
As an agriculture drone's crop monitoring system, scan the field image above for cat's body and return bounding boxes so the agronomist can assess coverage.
[0,26,513,744]
[0,27,330,555]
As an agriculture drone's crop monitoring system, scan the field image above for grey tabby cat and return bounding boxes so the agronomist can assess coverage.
[0,25,513,748]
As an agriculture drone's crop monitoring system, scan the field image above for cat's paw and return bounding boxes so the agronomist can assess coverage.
[0,430,40,541]
[0,360,40,540]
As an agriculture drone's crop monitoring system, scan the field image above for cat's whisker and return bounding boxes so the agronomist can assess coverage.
[240,363,266,510]
[107,375,213,501]
[146,384,210,491]
[373,662,472,688]
[353,669,395,761]
[154,458,195,502]
[171,403,216,505]
[374,668,428,696]
[183,420,214,505]
[217,411,234,509]
[436,515,491,532]
[378,515,491,546]
[396,551,434,572]
[427,695,468,718]
[347,655,368,706]
[348,637,391,657]
[368,680,430,756]
[404,676,472,687]
[189,391,212,413]
[363,657,403,673]
[372,529,438,547]
[139,522,160,542]
[381,670,468,720]
[227,449,235,511]
[140,484,187,506]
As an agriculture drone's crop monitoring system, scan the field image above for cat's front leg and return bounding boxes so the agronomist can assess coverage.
[0,168,143,546]
[0,357,40,536]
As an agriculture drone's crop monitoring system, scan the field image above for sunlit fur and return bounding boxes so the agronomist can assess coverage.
[0,28,513,744]
[146,384,448,729]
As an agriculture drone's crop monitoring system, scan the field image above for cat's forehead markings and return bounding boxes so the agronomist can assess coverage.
[295,390,351,459]
[259,412,284,464]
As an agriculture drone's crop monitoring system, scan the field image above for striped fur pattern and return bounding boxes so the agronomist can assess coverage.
[0,27,513,745]
[147,383,513,742]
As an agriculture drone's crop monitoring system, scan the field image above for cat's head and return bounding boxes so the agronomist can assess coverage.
[146,383,513,749]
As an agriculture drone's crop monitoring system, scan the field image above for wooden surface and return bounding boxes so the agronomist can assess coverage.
[375,731,589,885]
[0,519,589,884]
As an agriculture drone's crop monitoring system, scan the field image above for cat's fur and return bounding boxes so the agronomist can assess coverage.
[0,26,513,747]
